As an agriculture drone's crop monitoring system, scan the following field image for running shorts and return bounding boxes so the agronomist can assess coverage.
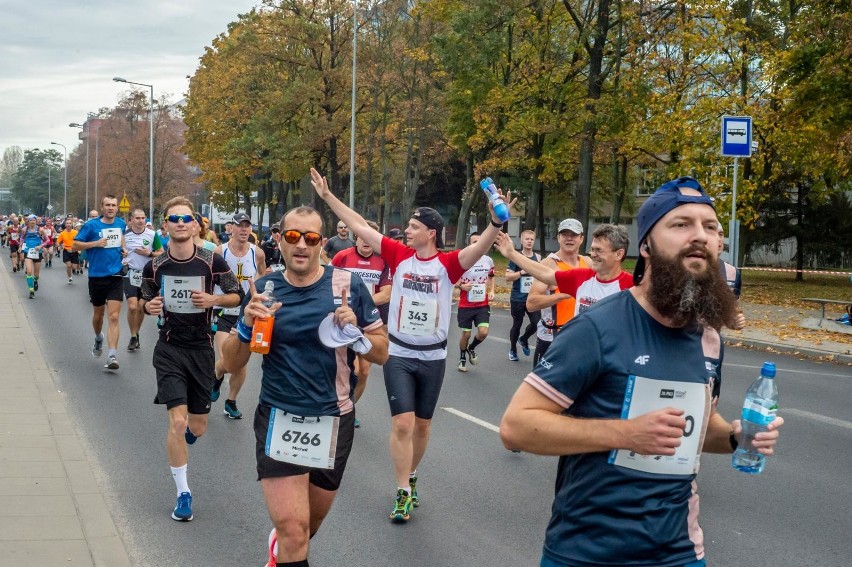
[382,355,446,419]
[457,305,491,330]
[153,341,214,414]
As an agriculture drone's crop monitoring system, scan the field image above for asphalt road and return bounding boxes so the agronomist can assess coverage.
[13,261,852,567]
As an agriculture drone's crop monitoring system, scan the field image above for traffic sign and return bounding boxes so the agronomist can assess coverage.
[721,116,752,157]
[119,194,131,213]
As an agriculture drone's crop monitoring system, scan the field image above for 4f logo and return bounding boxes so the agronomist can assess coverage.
[634,355,650,365]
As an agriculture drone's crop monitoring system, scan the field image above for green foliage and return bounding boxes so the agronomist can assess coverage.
[11,149,63,214]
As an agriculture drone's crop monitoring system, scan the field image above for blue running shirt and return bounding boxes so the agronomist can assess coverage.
[75,217,127,277]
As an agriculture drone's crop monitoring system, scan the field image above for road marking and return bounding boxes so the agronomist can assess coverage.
[784,408,852,430]
[726,363,852,379]
[442,407,500,433]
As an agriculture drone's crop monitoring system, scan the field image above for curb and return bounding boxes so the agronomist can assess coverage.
[722,336,852,365]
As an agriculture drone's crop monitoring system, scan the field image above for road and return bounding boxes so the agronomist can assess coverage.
[13,261,852,566]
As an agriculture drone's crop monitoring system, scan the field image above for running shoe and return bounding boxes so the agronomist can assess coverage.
[389,488,412,522]
[467,349,478,365]
[171,492,193,522]
[12,266,16,273]
[354,418,361,428]
[210,376,224,402]
[92,336,103,358]
[185,426,198,445]
[105,355,119,370]
[68,277,72,285]
[519,337,531,357]
[265,527,278,567]
[457,359,467,372]
[28,290,34,299]
[33,280,38,291]
[508,350,519,361]
[127,335,140,351]
[409,475,420,507]
[223,399,242,419]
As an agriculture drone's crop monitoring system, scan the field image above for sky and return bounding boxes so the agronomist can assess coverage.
[0,0,260,163]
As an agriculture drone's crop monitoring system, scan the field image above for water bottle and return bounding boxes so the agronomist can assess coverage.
[732,361,778,474]
[250,280,277,354]
[479,177,511,223]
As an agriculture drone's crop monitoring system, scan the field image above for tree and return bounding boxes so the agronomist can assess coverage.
[11,149,63,214]
[0,146,23,187]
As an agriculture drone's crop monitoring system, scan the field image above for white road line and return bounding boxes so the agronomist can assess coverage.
[725,363,852,379]
[442,407,500,433]
[783,408,852,430]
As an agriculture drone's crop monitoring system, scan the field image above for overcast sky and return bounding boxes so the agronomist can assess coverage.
[0,0,259,163]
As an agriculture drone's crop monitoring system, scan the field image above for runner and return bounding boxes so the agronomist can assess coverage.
[0,215,7,247]
[505,229,541,361]
[456,232,495,372]
[73,195,128,370]
[123,209,164,351]
[211,213,267,420]
[309,167,511,523]
[21,215,48,299]
[219,204,387,566]
[330,220,392,424]
[42,218,57,267]
[7,216,22,272]
[140,196,243,522]
[56,221,79,284]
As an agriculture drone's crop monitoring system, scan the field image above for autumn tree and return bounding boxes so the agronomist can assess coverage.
[1,146,23,188]
[11,149,63,214]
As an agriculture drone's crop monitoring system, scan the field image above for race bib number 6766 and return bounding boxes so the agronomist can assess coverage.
[265,408,339,469]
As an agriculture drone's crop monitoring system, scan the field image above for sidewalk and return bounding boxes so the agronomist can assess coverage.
[0,262,132,565]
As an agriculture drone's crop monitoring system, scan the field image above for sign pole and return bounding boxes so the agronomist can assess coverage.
[730,157,739,268]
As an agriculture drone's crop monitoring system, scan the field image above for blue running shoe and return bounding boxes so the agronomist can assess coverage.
[210,376,224,402]
[519,337,531,357]
[354,418,361,428]
[223,399,242,419]
[508,350,519,361]
[92,336,104,358]
[171,492,193,521]
[185,427,198,445]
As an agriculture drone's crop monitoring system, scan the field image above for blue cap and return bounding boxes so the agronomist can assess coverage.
[761,361,776,378]
[633,176,715,284]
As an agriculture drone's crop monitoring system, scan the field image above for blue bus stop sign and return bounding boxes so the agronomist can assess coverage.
[721,116,752,157]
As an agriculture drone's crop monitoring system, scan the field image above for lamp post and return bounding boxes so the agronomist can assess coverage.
[349,0,358,209]
[113,77,154,217]
[50,142,67,217]
[70,120,90,215]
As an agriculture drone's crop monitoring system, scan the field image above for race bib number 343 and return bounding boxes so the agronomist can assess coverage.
[265,408,339,469]
[398,296,438,336]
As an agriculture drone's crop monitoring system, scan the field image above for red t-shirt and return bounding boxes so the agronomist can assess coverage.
[332,247,392,322]
[555,269,634,317]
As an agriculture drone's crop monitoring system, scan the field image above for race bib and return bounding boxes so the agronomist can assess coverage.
[609,375,710,476]
[398,296,438,336]
[26,247,40,260]
[265,408,339,469]
[101,227,122,248]
[221,306,240,316]
[128,268,143,288]
[468,284,486,303]
[162,275,204,313]
[520,276,533,294]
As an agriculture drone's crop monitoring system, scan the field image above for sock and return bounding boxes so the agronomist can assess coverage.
[398,486,411,496]
[108,349,117,358]
[170,464,189,496]
[469,337,483,351]
[278,560,309,567]
[409,470,417,479]
[26,275,33,289]
[459,349,466,360]
[96,333,104,342]
[34,276,39,282]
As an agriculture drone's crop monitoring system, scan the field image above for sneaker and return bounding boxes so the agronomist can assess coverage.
[185,427,198,445]
[12,266,16,273]
[409,476,420,507]
[210,376,224,402]
[171,491,193,522]
[223,399,242,419]
[508,350,519,361]
[266,527,278,567]
[467,349,478,365]
[354,417,361,428]
[28,290,34,299]
[127,335,140,351]
[519,337,531,357]
[389,488,412,522]
[105,355,119,370]
[457,359,467,372]
[33,280,38,291]
[92,337,103,358]
[68,277,73,284]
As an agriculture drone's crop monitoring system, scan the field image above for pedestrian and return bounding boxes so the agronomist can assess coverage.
[309,167,512,523]
[505,229,541,361]
[456,232,496,372]
[500,176,785,567]
[140,197,243,522]
[73,195,128,370]
[260,226,284,270]
[323,220,354,258]
[220,204,388,567]
[218,220,234,244]
[56,221,80,283]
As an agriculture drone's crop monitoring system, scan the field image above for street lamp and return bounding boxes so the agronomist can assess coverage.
[349,0,358,209]
[113,76,154,217]
[70,119,91,215]
[50,142,67,217]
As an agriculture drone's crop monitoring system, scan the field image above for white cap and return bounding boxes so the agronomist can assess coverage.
[557,218,583,234]
[317,313,373,354]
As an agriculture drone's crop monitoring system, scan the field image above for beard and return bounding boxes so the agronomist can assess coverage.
[646,244,739,330]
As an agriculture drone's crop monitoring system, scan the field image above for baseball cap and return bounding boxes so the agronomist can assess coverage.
[411,207,444,248]
[387,228,404,240]
[270,226,280,233]
[557,218,583,234]
[232,213,252,225]
[633,176,715,284]
[27,214,37,220]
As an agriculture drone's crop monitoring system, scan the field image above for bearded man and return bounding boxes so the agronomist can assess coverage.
[499,177,785,567]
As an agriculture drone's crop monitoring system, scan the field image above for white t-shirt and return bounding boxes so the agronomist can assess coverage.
[123,228,158,271]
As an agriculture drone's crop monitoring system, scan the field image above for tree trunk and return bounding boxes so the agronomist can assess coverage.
[454,153,477,249]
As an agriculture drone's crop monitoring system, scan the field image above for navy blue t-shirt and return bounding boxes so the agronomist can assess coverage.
[75,217,127,277]
[507,252,540,303]
[526,291,723,567]
[253,265,382,417]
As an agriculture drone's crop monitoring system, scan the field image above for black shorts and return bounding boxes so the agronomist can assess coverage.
[254,404,355,491]
[123,278,141,300]
[382,355,446,419]
[457,306,491,330]
[62,250,79,264]
[215,313,238,334]
[88,275,124,307]
[9,243,19,253]
[153,341,215,414]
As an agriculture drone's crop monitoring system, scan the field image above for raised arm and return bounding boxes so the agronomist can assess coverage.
[494,232,557,286]
[457,189,517,270]
[310,168,383,251]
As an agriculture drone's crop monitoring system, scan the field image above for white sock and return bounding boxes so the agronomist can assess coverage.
[171,464,189,496]
[398,486,411,495]
[410,469,417,478]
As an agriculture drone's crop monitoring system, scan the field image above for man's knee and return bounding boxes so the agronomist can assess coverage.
[391,413,416,437]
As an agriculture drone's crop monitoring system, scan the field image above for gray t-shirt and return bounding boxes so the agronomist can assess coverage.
[324,235,354,257]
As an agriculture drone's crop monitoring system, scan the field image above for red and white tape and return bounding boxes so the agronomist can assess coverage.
[737,267,852,276]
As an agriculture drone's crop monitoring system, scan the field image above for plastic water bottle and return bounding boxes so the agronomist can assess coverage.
[480,177,511,223]
[250,281,276,354]
[732,361,778,474]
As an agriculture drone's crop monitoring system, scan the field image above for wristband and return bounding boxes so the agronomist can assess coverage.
[490,219,504,228]
[729,432,739,452]
[235,317,252,343]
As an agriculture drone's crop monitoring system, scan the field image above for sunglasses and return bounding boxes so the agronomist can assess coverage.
[166,214,195,224]
[283,229,322,246]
